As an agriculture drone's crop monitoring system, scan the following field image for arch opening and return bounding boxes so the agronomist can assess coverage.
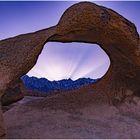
[20,42,111,94]
[27,42,110,81]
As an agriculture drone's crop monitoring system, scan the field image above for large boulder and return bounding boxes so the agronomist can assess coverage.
[0,2,139,137]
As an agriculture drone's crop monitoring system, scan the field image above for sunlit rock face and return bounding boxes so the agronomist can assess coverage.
[0,2,140,137]
[49,2,140,101]
[27,43,110,81]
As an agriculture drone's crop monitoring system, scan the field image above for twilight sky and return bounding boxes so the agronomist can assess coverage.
[0,1,140,80]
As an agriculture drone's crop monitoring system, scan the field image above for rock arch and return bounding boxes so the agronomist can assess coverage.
[0,2,139,137]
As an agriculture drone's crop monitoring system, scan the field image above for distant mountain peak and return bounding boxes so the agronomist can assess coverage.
[21,75,98,93]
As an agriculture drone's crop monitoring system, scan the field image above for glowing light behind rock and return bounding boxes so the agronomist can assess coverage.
[27,43,110,81]
[1,1,139,81]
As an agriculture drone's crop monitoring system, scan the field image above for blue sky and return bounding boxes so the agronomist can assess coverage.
[0,1,139,80]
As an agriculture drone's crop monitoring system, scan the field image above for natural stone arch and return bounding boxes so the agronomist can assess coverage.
[48,2,140,102]
[0,2,140,137]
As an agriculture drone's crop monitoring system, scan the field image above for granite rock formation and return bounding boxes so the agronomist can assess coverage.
[0,2,140,137]
[50,2,140,102]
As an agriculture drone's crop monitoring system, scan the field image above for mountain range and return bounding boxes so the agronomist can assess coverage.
[21,75,98,93]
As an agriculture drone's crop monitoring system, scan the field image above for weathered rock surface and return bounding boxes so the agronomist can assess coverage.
[50,2,140,103]
[1,79,24,106]
[0,2,140,137]
[4,90,140,139]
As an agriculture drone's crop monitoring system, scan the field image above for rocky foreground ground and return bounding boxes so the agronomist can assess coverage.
[3,89,140,139]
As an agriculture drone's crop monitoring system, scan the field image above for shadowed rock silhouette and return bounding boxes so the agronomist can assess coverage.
[0,2,140,137]
[1,79,24,106]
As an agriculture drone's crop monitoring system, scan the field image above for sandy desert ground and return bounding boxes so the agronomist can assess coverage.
[3,89,140,139]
